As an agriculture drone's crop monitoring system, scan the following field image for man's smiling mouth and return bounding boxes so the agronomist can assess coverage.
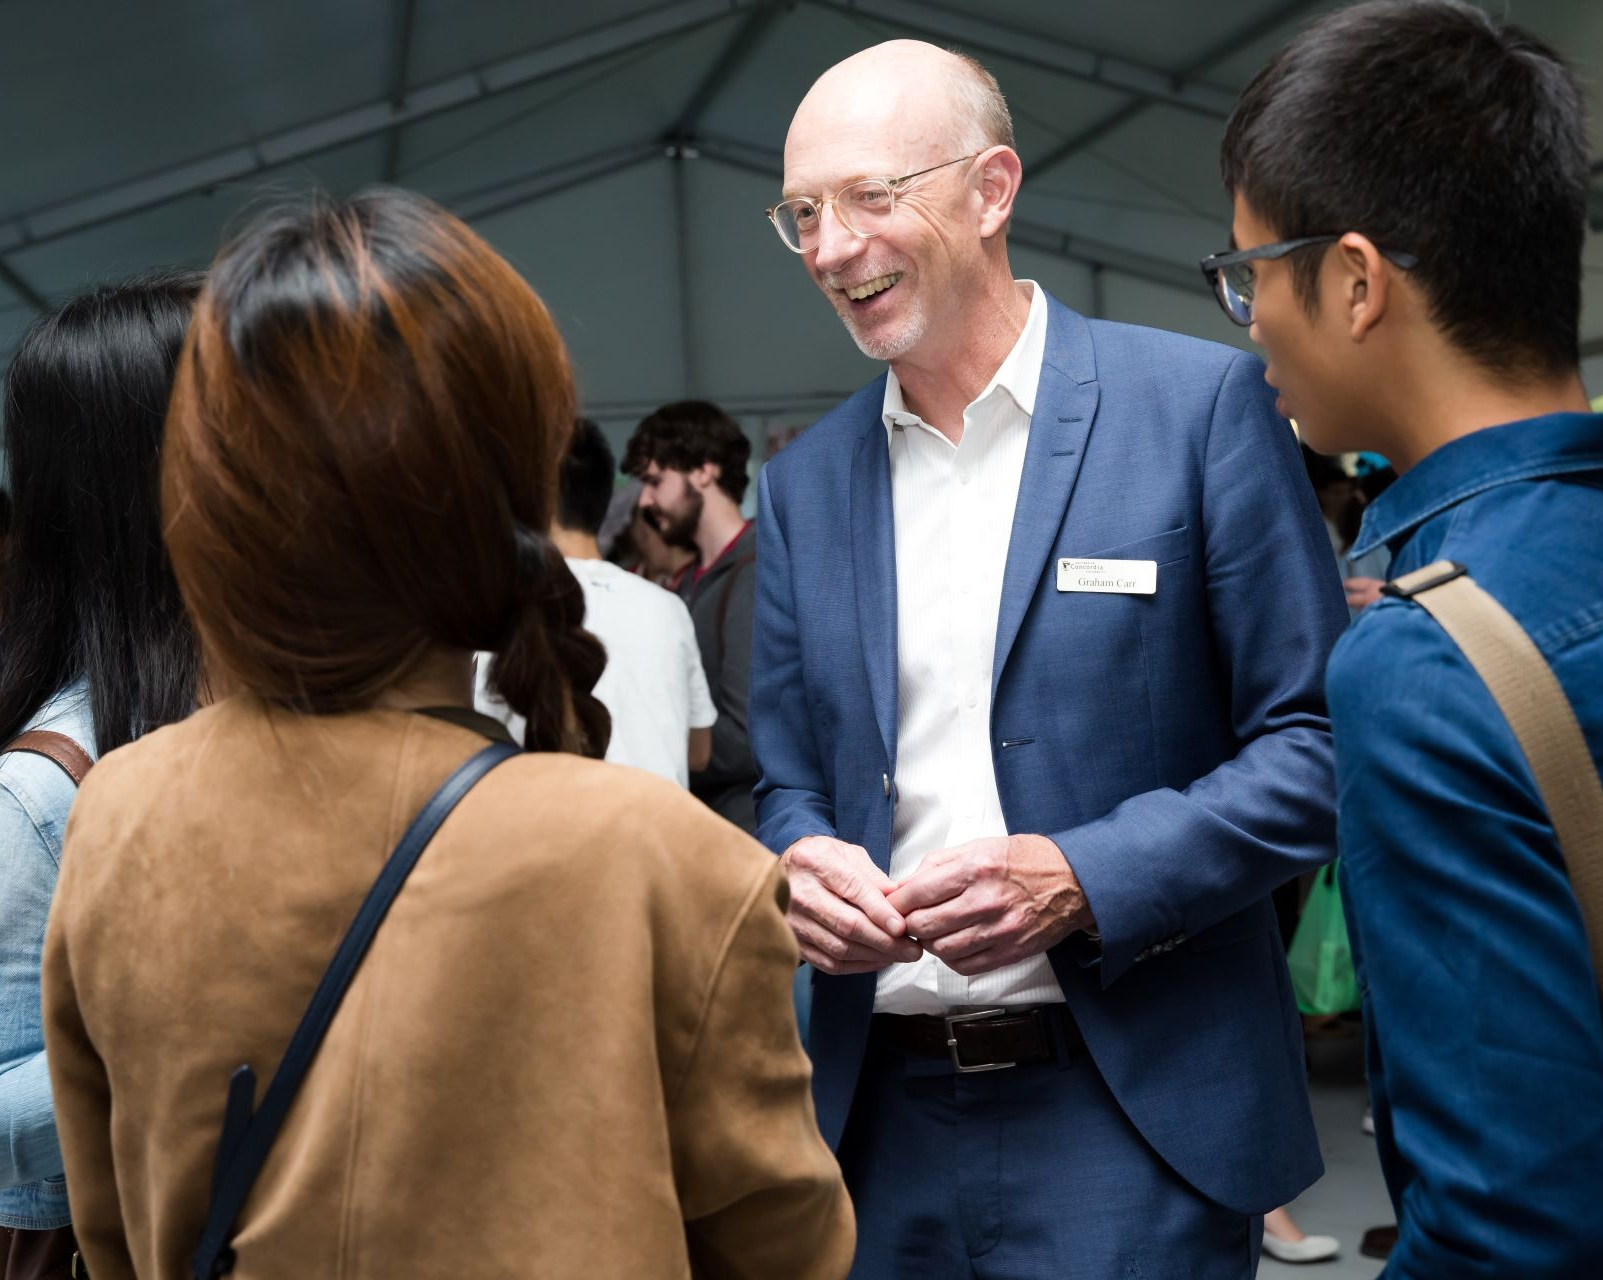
[843,272,902,302]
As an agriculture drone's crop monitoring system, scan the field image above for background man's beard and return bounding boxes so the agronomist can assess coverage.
[651,489,704,551]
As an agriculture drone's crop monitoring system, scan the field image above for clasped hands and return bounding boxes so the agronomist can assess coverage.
[780,833,1095,977]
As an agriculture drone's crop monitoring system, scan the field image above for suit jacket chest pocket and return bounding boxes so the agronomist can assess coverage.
[1075,525,1191,571]
[1050,524,1191,625]
[1043,522,1193,696]
[1022,525,1196,807]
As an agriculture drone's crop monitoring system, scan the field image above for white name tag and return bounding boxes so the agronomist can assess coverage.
[1057,557,1158,595]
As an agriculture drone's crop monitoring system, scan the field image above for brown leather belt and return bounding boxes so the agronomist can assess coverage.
[870,1005,1084,1073]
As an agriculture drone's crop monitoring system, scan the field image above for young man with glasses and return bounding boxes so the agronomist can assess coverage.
[1215,2,1603,1274]
[750,38,1348,1278]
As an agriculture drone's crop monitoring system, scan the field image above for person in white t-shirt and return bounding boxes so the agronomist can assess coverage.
[477,419,715,786]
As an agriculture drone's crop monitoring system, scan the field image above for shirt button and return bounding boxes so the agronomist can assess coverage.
[882,772,891,797]
[966,689,979,708]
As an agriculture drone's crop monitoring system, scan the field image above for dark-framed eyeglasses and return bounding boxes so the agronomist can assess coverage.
[1199,236,1420,326]
[765,153,981,254]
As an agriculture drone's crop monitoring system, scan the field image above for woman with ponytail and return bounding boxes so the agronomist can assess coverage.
[41,190,853,1280]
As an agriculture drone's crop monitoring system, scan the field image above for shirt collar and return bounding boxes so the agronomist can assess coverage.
[1352,411,1603,559]
[694,519,754,584]
[882,280,1048,440]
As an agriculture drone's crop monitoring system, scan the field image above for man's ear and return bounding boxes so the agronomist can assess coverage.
[976,146,1023,239]
[1337,232,1391,343]
[689,461,721,492]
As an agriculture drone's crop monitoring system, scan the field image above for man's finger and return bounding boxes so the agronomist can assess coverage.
[792,880,913,955]
[886,858,970,915]
[924,924,993,963]
[793,917,915,973]
[823,901,923,959]
[792,916,869,968]
[793,888,924,961]
[799,940,866,975]
[814,858,910,939]
[888,845,958,892]
[902,896,990,943]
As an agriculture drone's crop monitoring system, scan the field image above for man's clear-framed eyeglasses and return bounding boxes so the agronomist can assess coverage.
[1199,235,1419,327]
[765,153,980,254]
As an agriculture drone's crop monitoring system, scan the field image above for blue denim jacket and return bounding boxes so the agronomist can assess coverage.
[0,679,95,1229]
[1327,412,1603,1278]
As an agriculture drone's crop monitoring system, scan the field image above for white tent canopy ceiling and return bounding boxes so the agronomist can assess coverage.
[2,0,1600,449]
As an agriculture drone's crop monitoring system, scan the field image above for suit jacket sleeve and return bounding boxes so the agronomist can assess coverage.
[670,860,856,1279]
[1055,352,1348,984]
[751,464,838,855]
[1330,606,1603,1279]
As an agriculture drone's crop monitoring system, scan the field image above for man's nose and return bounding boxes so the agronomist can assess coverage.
[813,203,866,275]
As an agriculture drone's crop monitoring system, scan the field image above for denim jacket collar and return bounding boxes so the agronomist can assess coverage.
[1351,411,1603,560]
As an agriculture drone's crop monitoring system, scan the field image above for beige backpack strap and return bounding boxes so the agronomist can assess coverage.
[1,728,94,786]
[1384,560,1603,987]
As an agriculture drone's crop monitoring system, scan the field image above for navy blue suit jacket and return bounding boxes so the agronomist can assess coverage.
[751,295,1351,1214]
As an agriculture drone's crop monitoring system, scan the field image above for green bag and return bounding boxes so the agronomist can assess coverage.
[1286,861,1360,1015]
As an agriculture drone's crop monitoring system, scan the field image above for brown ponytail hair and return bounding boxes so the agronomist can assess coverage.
[163,189,608,756]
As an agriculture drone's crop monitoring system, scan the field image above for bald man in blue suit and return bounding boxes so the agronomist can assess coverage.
[750,40,1349,1279]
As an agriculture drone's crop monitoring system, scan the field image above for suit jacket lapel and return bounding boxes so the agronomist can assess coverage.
[992,302,1100,695]
[850,402,898,771]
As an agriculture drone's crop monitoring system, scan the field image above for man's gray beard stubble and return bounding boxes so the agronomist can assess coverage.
[837,292,926,363]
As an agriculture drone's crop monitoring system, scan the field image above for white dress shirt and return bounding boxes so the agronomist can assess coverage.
[873,280,1066,1015]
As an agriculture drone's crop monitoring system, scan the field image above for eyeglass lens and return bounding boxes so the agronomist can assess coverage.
[773,179,896,252]
[1214,262,1255,326]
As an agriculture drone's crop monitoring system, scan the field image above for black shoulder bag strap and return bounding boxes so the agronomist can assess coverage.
[191,741,520,1279]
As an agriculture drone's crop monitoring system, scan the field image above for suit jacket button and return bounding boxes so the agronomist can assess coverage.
[882,772,891,797]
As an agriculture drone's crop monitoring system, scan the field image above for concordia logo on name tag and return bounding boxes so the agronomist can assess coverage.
[1057,557,1158,595]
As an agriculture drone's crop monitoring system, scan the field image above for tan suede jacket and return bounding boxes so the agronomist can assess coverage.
[43,696,853,1279]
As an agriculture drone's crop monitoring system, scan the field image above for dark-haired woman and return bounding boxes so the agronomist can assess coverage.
[41,192,853,1280]
[0,274,203,1271]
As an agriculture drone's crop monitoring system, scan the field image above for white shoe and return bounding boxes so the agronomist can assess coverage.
[1263,1231,1341,1264]
[1361,1106,1375,1136]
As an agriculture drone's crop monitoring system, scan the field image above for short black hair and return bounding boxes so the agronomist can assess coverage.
[1220,0,1588,378]
[621,400,751,504]
[557,418,616,536]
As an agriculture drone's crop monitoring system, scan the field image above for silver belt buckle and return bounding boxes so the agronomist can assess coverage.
[944,1006,1015,1073]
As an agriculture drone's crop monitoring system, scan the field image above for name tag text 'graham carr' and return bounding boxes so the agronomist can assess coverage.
[1055,558,1158,595]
